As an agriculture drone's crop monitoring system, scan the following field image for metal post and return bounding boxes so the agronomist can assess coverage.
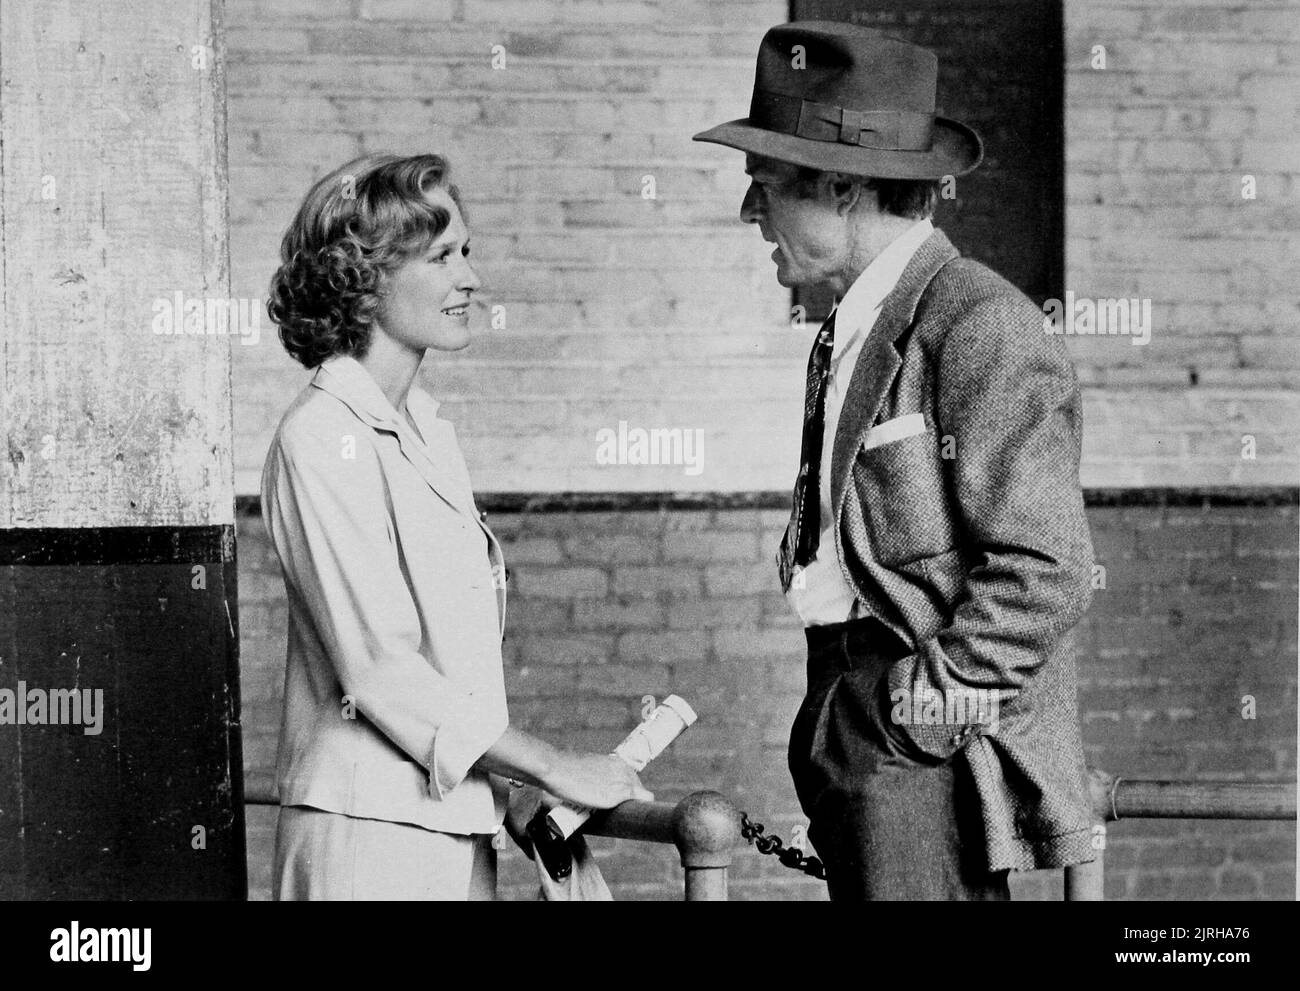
[672,791,741,901]
[684,866,729,901]
[1065,851,1105,901]
[1063,769,1116,901]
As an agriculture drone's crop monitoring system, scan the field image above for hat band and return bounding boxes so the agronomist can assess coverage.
[750,90,935,152]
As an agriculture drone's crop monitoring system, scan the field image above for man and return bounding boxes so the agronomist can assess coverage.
[694,21,1096,900]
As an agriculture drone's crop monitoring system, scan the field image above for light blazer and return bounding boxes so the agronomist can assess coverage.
[824,228,1096,871]
[261,355,510,835]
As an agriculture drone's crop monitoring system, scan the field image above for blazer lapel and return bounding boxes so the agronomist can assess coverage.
[830,228,959,522]
[312,358,479,522]
[390,421,481,521]
[311,357,507,635]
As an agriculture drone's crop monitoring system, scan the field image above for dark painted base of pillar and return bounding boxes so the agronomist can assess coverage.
[0,526,246,900]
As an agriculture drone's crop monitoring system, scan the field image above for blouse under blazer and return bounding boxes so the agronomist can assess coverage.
[261,354,510,835]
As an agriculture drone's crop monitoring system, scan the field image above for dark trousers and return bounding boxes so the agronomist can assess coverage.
[787,616,1010,901]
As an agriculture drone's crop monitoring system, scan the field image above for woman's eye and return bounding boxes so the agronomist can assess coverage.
[428,252,449,264]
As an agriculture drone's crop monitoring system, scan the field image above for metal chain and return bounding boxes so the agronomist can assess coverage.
[739,812,827,881]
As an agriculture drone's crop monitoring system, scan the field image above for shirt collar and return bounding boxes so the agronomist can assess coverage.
[311,354,441,432]
[829,218,933,361]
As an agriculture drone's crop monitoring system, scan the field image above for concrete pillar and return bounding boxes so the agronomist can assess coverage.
[0,0,244,898]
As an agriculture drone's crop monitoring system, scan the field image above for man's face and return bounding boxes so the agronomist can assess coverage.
[740,154,849,290]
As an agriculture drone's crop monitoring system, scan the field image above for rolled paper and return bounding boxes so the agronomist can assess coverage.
[546,695,698,839]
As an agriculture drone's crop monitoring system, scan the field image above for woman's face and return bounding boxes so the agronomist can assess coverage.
[376,187,482,353]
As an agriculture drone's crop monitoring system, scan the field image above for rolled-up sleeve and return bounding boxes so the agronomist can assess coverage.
[263,424,507,798]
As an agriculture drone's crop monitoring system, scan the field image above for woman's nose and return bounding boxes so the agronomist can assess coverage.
[458,259,483,293]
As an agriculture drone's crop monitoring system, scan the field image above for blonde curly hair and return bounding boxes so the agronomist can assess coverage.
[267,153,465,368]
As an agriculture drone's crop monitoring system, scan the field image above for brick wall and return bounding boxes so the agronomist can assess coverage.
[224,0,1300,494]
[1063,0,1299,486]
[239,499,1297,900]
[225,0,795,495]
[222,0,1298,900]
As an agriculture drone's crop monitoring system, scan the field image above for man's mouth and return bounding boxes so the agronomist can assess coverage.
[441,304,469,317]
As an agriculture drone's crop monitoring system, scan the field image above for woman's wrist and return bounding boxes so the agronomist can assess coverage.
[474,725,562,789]
[519,735,561,789]
[526,741,565,792]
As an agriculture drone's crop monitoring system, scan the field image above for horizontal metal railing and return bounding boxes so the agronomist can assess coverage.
[1063,769,1298,900]
[584,791,742,900]
[244,784,742,900]
[249,768,1296,901]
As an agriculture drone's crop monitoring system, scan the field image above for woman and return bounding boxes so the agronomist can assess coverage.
[261,153,650,899]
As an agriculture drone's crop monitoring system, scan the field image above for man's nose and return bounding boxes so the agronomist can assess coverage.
[740,182,761,224]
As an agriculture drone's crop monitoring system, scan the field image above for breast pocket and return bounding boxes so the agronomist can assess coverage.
[851,426,956,568]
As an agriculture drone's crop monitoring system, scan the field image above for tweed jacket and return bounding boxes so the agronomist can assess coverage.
[820,228,1096,872]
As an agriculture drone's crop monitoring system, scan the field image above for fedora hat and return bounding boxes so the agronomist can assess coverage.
[693,21,982,180]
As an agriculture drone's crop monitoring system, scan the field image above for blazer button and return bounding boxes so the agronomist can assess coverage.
[479,510,488,523]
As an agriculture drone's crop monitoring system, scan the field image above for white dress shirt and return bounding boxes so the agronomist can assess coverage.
[786,218,934,627]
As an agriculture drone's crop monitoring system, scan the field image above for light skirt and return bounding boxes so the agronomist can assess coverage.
[273,804,497,900]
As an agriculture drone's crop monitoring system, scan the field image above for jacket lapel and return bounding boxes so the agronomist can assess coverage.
[830,228,959,522]
[312,358,479,522]
[312,357,507,635]
[393,420,481,521]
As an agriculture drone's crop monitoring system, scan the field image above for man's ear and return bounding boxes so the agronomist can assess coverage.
[824,172,864,217]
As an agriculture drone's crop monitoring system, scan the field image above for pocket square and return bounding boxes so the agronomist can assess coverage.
[863,413,927,450]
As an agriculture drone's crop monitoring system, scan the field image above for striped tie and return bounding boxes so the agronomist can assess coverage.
[778,312,836,593]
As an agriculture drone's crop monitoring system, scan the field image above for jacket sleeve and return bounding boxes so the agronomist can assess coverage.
[877,293,1095,761]
[262,423,508,797]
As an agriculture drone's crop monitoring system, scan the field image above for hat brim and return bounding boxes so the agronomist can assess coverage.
[692,116,982,180]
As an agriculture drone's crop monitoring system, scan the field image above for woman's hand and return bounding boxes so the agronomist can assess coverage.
[474,727,654,836]
[541,752,654,810]
[502,757,652,859]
